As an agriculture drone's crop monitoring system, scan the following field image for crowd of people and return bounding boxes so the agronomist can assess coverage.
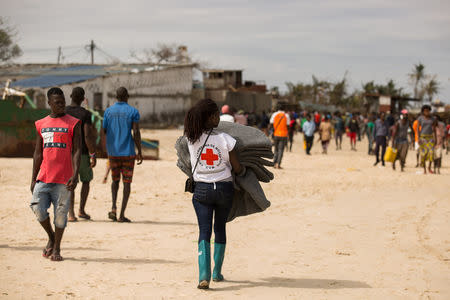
[28,89,448,290]
[218,103,449,174]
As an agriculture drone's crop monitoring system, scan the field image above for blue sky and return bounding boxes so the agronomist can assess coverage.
[4,0,450,102]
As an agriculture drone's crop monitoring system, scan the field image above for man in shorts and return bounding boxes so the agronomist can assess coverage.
[65,87,97,221]
[30,87,81,261]
[103,87,143,222]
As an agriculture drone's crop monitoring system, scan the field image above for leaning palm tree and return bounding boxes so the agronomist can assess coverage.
[423,77,439,102]
[408,63,425,100]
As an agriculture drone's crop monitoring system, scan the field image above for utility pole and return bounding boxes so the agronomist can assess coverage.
[57,46,62,64]
[90,40,95,65]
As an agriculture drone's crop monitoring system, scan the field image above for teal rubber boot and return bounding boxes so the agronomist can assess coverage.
[197,240,211,289]
[212,243,226,282]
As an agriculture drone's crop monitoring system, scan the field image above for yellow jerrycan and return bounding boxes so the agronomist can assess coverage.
[384,146,397,163]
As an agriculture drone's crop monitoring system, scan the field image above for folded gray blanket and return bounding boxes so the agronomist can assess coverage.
[175,122,273,221]
[217,121,273,151]
[229,169,271,222]
[239,150,274,159]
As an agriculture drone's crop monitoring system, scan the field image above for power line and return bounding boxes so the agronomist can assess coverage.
[24,45,84,53]
[64,47,84,59]
[96,46,120,63]
[24,41,121,64]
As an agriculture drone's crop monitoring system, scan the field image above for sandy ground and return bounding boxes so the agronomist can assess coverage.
[0,129,449,300]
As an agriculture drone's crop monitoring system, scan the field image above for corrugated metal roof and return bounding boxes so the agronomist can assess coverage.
[11,74,100,88]
[7,63,198,88]
[202,69,243,73]
[10,65,108,88]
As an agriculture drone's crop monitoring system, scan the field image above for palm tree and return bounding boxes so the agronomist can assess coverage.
[362,81,376,94]
[408,63,425,100]
[385,79,400,96]
[330,78,347,106]
[285,82,305,101]
[423,77,439,102]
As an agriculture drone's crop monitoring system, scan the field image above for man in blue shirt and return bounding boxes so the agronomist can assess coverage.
[103,87,143,222]
[302,114,316,155]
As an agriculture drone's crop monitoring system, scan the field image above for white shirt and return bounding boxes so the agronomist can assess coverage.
[269,111,290,125]
[220,114,235,123]
[188,131,236,183]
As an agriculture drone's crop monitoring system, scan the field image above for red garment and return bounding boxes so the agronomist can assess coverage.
[35,114,79,184]
[314,113,321,125]
[447,124,450,138]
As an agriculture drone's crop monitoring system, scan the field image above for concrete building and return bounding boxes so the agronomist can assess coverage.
[2,64,204,127]
[203,69,242,103]
[202,69,271,113]
[364,94,420,113]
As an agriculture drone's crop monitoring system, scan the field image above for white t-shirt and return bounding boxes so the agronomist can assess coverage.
[220,114,235,123]
[188,131,236,183]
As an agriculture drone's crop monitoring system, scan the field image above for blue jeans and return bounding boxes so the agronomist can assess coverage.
[30,181,70,228]
[192,182,234,244]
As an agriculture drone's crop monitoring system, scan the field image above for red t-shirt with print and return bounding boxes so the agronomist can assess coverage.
[35,114,79,184]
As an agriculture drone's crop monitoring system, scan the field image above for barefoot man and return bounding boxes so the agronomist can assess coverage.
[65,87,97,221]
[30,87,81,261]
[103,87,143,222]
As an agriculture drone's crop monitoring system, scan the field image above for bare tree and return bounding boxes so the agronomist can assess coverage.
[0,18,22,63]
[130,43,195,66]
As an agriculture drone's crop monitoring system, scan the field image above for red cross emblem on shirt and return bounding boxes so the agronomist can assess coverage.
[201,148,219,166]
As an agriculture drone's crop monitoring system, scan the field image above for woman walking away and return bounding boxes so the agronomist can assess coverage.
[434,115,446,174]
[319,115,332,154]
[184,99,243,289]
[391,110,410,172]
[418,105,436,174]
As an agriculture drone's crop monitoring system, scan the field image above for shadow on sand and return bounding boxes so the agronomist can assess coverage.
[89,219,196,226]
[64,257,179,264]
[0,244,104,252]
[0,244,180,265]
[212,277,371,291]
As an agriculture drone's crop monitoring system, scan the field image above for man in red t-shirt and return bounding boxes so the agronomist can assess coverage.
[30,87,81,261]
